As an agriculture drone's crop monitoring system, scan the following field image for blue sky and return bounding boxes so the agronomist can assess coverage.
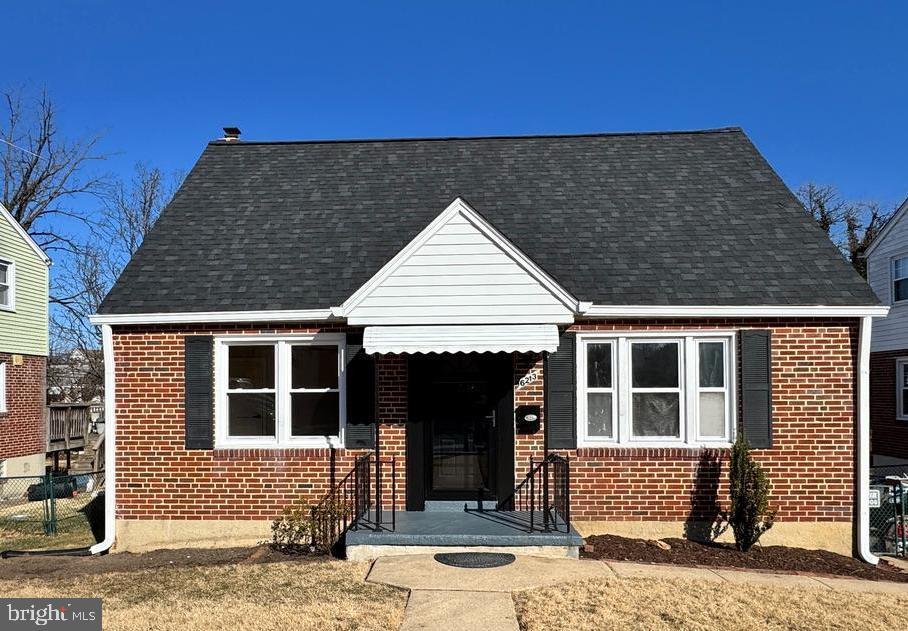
[5,1,907,207]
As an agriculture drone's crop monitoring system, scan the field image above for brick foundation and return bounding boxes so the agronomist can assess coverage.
[870,349,908,459]
[112,317,858,545]
[0,352,46,462]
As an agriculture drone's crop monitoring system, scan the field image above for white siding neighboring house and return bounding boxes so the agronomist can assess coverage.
[867,198,908,463]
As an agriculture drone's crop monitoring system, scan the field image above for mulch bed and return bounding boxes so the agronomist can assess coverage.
[0,545,322,581]
[582,534,908,582]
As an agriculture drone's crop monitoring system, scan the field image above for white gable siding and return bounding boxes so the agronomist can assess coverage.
[869,209,908,352]
[344,208,575,325]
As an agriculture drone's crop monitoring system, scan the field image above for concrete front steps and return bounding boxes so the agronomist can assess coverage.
[345,509,583,561]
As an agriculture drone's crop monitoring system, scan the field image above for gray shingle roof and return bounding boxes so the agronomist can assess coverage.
[98,127,879,314]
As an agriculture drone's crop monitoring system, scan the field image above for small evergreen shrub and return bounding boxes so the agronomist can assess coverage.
[271,502,313,553]
[728,434,775,551]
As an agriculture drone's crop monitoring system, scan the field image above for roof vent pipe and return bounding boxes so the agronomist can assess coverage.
[221,127,241,142]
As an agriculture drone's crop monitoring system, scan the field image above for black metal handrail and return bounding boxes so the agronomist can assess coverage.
[309,454,397,554]
[496,453,571,533]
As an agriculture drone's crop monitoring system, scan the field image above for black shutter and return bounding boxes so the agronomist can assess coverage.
[345,335,376,449]
[741,329,773,449]
[545,331,576,449]
[184,336,214,449]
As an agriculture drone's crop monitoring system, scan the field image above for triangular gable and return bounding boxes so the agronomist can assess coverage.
[338,198,578,325]
[0,203,51,266]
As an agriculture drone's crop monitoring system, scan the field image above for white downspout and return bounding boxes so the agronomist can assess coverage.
[857,315,879,565]
[89,324,116,554]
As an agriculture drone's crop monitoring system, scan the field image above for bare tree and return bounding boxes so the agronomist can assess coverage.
[798,182,893,278]
[49,163,181,401]
[1,88,107,253]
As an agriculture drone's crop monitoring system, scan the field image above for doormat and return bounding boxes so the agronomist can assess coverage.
[433,552,516,568]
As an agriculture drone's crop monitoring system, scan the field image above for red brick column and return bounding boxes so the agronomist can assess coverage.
[0,353,46,461]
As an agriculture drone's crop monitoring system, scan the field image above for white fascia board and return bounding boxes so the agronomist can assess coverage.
[580,304,890,318]
[0,202,52,266]
[89,309,335,326]
[337,197,581,316]
[864,196,908,258]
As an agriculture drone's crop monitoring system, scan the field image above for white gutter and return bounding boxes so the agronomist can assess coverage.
[90,324,116,555]
[580,304,890,318]
[857,315,879,565]
[89,309,334,326]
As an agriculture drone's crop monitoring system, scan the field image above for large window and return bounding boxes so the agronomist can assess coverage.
[215,335,345,447]
[0,260,13,310]
[578,333,735,446]
[897,358,908,421]
[894,257,908,303]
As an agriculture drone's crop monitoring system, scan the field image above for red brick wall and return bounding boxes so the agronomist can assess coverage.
[113,318,857,526]
[870,349,908,459]
[0,353,46,461]
[507,319,858,523]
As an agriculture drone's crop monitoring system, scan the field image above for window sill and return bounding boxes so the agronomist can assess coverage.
[577,441,733,449]
[215,437,344,449]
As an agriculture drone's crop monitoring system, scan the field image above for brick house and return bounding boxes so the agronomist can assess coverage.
[0,203,50,477]
[90,128,886,560]
[866,198,908,464]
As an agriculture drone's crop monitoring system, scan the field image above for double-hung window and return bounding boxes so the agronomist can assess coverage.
[578,332,735,446]
[215,334,345,447]
[894,257,908,303]
[0,259,13,310]
[897,358,908,421]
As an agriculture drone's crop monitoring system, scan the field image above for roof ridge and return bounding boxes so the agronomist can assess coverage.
[207,127,744,146]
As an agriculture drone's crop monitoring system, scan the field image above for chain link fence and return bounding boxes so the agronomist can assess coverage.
[0,471,105,552]
[869,466,908,557]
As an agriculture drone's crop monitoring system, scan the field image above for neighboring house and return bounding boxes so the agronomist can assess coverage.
[47,348,103,404]
[91,127,886,558]
[0,203,50,477]
[867,197,908,465]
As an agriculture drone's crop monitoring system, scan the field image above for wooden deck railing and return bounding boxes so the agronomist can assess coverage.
[46,403,92,452]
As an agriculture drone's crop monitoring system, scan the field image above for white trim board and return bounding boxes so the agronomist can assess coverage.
[865,196,908,258]
[0,202,51,266]
[89,309,335,326]
[579,304,889,318]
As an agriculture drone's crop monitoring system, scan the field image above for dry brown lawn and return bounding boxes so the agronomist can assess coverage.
[0,559,406,631]
[514,576,908,631]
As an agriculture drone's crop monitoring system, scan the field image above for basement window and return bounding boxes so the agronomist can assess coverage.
[577,332,735,447]
[214,334,346,447]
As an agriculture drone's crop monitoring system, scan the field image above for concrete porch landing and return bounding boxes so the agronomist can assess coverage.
[345,510,583,561]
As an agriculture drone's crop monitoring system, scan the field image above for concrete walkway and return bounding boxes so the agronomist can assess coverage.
[366,554,908,630]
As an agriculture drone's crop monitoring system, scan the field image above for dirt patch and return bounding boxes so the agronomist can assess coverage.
[582,534,908,582]
[0,545,317,580]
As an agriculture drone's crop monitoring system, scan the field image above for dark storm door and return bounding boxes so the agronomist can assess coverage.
[407,355,514,509]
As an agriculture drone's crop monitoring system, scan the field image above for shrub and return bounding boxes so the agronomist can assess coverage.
[271,502,313,553]
[728,434,775,551]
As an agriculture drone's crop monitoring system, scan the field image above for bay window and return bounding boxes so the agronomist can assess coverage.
[578,332,735,446]
[215,334,345,447]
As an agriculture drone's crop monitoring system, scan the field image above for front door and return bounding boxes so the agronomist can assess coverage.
[407,355,514,509]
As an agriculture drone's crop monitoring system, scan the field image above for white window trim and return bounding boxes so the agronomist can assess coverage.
[0,361,6,413]
[0,258,15,312]
[892,255,908,305]
[896,358,908,421]
[576,331,737,448]
[213,333,347,448]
